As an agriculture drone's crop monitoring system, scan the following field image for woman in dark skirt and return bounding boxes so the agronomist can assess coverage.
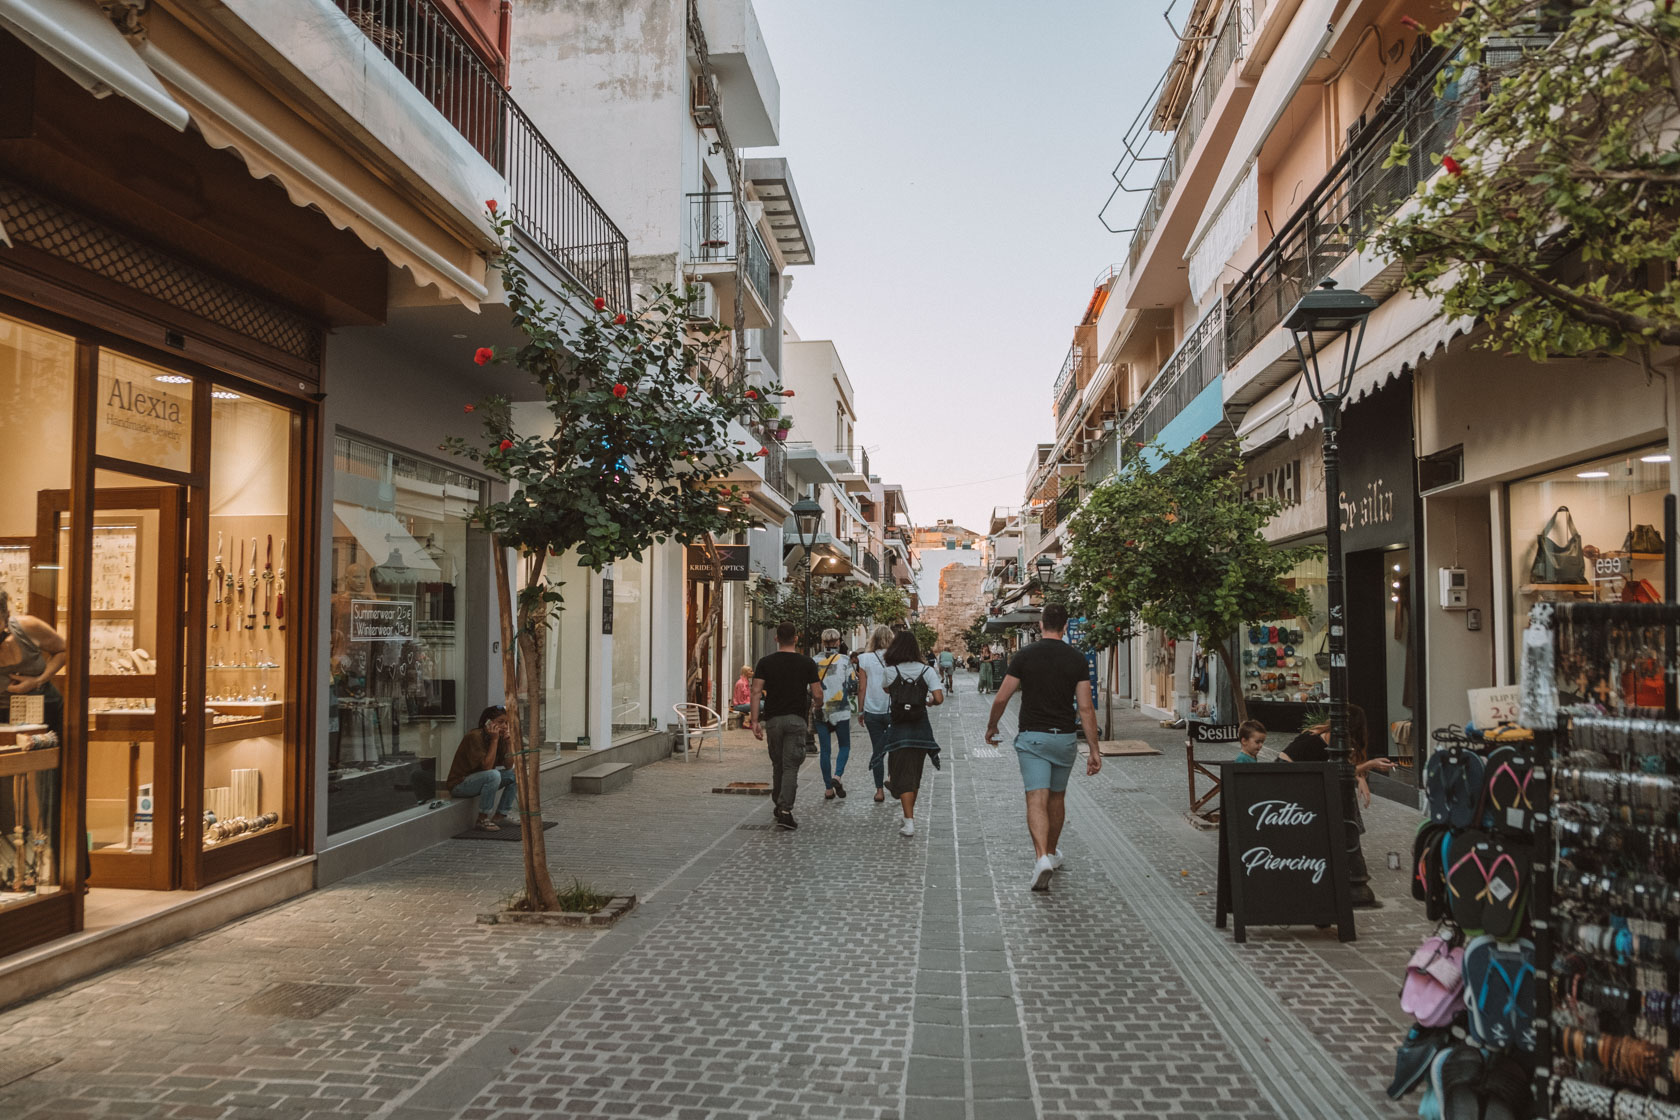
[875,629,945,838]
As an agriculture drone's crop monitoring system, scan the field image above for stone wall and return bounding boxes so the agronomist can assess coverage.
[922,563,989,655]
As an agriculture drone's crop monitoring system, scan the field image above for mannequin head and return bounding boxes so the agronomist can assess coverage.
[342,563,369,594]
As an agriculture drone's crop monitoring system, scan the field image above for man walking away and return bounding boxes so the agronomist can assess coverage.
[751,621,823,830]
[983,604,1102,891]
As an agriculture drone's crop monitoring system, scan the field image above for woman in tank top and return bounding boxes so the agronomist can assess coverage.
[0,589,67,738]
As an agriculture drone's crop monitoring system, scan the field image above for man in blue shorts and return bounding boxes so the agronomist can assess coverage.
[984,603,1102,892]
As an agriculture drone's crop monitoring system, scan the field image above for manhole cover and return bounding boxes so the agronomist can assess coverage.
[713,782,771,795]
[0,1054,60,1089]
[238,982,358,1019]
[737,823,774,831]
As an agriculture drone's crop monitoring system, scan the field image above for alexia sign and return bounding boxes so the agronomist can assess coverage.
[97,373,190,472]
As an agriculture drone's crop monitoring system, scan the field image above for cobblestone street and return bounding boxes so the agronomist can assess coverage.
[1,674,1431,1119]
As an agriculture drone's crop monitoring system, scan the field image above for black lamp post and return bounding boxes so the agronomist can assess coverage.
[1284,278,1379,909]
[1035,553,1056,588]
[791,495,823,651]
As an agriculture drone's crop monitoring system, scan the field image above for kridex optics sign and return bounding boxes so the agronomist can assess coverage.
[1215,762,1353,941]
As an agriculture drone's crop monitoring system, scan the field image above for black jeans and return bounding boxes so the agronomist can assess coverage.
[764,715,807,812]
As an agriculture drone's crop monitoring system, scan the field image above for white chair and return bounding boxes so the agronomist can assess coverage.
[673,702,723,763]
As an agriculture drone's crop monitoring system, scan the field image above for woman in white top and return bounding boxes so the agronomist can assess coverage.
[855,625,896,803]
[876,630,944,836]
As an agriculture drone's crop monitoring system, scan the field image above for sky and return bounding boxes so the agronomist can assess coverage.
[750,0,1176,535]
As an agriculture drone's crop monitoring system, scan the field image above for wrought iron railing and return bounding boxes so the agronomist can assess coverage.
[687,193,778,314]
[1085,429,1119,483]
[1224,39,1541,362]
[1054,483,1081,529]
[1126,3,1244,272]
[762,440,794,503]
[1122,304,1224,448]
[863,551,880,580]
[333,0,630,312]
[1052,345,1083,421]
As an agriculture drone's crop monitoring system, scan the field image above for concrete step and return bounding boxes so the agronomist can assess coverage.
[571,762,634,795]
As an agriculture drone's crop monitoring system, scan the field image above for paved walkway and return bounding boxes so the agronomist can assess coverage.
[0,672,1430,1119]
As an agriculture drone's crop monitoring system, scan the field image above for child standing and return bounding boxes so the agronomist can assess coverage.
[1234,719,1266,763]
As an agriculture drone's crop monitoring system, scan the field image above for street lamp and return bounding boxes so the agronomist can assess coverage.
[1284,278,1378,909]
[1035,554,1056,587]
[791,495,823,650]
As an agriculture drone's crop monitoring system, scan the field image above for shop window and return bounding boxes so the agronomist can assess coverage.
[0,314,74,913]
[328,435,482,834]
[1242,547,1329,708]
[1509,445,1671,618]
[200,392,293,852]
[611,556,651,743]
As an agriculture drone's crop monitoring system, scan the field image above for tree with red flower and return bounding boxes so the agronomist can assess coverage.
[473,347,494,366]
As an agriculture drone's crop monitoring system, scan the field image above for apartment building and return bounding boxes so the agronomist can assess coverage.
[1038,0,1671,794]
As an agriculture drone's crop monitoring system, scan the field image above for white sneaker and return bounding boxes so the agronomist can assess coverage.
[1030,854,1055,892]
[900,818,915,837]
[1048,850,1064,871]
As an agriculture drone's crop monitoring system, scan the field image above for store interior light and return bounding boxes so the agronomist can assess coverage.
[1642,454,1672,464]
[1577,470,1611,478]
[212,390,240,400]
[153,374,191,384]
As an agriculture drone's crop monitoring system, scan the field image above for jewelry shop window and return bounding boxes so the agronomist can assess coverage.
[0,313,74,913]
[1510,444,1671,621]
[329,435,482,833]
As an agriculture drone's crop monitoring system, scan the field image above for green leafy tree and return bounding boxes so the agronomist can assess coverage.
[862,583,910,629]
[1374,2,1680,369]
[1063,437,1316,721]
[447,206,758,910]
[910,619,940,657]
[960,612,990,656]
[746,562,872,648]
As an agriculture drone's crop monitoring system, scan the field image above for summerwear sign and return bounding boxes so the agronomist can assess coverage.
[348,599,414,642]
[1215,761,1354,941]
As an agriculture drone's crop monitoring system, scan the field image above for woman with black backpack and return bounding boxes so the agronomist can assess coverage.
[876,629,945,837]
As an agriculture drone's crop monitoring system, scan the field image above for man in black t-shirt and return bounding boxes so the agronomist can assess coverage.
[985,604,1102,892]
[751,621,823,830]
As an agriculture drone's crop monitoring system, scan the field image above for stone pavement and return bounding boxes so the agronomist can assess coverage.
[0,671,1432,1119]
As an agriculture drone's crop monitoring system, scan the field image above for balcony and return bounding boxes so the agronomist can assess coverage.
[836,447,872,494]
[1224,40,1540,368]
[686,193,777,328]
[1053,346,1083,427]
[863,551,881,581]
[333,0,630,312]
[1122,304,1224,451]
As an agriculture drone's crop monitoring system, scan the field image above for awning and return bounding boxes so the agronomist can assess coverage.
[0,0,189,131]
[985,607,1041,633]
[1235,379,1303,453]
[332,504,441,574]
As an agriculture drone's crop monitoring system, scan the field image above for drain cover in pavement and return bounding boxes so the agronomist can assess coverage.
[1098,740,1161,756]
[713,781,771,795]
[737,823,773,830]
[0,1054,60,1088]
[238,982,358,1019]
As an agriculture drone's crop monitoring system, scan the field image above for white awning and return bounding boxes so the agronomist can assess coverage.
[332,504,440,575]
[1235,378,1303,452]
[0,0,189,130]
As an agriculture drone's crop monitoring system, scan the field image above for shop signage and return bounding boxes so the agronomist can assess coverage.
[686,545,750,582]
[1191,722,1242,744]
[1468,686,1521,727]
[1336,375,1416,554]
[96,371,191,472]
[348,599,414,642]
[1592,555,1631,580]
[601,577,614,635]
[1245,459,1300,508]
[1215,761,1353,942]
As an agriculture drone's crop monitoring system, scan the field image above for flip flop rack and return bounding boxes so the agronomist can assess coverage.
[1527,595,1680,1119]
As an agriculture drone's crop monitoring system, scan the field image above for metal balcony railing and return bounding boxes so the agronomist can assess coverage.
[687,193,777,314]
[1224,39,1542,362]
[334,0,631,313]
[1053,346,1083,424]
[1085,429,1119,484]
[762,440,794,503]
[1122,304,1224,449]
[1123,3,1245,273]
[863,551,880,580]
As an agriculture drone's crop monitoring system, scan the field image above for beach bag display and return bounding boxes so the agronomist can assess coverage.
[1529,506,1585,584]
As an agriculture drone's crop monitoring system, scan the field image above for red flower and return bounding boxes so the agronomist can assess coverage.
[1198,434,1208,442]
[499,439,513,451]
[745,390,758,400]
[593,297,607,311]
[463,404,475,413]
[485,199,498,213]
[781,389,796,397]
[756,447,768,457]
[1442,155,1463,176]
[615,313,627,325]
[612,383,628,399]
[473,347,494,366]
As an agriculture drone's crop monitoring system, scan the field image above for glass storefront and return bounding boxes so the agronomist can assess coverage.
[611,556,651,743]
[0,307,311,954]
[1242,546,1329,707]
[327,435,482,833]
[1509,443,1671,618]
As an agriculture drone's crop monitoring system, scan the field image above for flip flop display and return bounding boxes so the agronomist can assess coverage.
[1431,1045,1483,1120]
[1388,1023,1453,1100]
[1461,936,1535,1052]
[1426,744,1485,829]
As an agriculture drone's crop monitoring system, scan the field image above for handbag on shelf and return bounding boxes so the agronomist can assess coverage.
[1530,506,1585,584]
[1314,632,1331,672]
[1624,523,1665,554]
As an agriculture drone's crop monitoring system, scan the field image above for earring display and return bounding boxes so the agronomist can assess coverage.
[0,723,60,905]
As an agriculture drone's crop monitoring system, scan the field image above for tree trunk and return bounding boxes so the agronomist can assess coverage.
[1212,634,1246,724]
[492,536,560,912]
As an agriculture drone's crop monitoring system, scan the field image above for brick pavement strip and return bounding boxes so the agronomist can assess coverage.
[0,674,1423,1118]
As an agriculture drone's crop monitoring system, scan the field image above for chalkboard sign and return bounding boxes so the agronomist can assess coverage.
[1215,761,1354,942]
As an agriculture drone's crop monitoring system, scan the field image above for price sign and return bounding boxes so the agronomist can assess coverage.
[1468,686,1521,727]
[1591,555,1630,580]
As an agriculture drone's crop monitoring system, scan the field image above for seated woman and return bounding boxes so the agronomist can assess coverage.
[730,664,753,726]
[446,706,517,831]
[1276,703,1396,804]
[0,590,66,740]
[874,630,945,838]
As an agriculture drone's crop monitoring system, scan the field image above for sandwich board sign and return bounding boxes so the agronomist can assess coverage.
[1215,761,1355,942]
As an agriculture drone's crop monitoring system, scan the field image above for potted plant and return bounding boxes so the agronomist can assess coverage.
[774,414,793,440]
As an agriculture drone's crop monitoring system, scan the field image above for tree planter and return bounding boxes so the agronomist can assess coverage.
[477,894,637,928]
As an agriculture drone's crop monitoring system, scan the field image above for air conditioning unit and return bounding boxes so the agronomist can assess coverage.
[690,74,719,128]
[685,282,720,322]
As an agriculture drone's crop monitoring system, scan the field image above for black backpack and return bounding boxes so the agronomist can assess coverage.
[886,665,929,726]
